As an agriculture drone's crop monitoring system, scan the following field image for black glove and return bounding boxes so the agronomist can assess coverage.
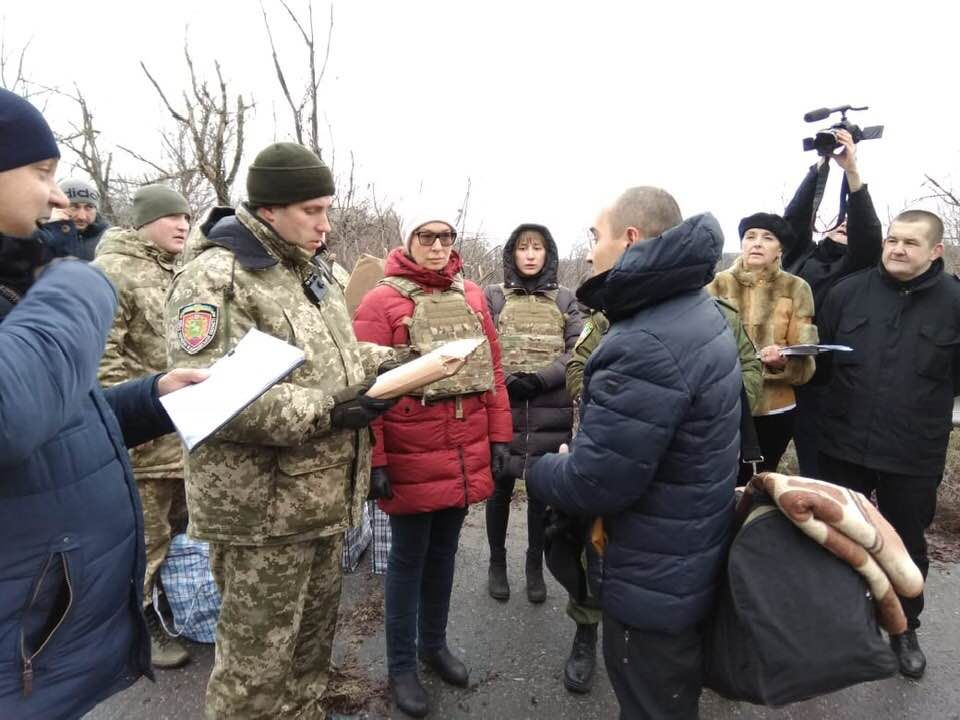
[506,372,544,401]
[490,442,511,481]
[377,358,403,375]
[368,467,394,500]
[330,376,395,430]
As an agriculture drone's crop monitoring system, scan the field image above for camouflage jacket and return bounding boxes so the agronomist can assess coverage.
[166,205,392,545]
[566,303,762,412]
[93,227,182,479]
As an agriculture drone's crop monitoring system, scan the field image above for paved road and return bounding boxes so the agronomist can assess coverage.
[86,501,960,720]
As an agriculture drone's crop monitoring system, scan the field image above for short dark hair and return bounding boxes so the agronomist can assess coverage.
[894,209,944,246]
[609,186,682,239]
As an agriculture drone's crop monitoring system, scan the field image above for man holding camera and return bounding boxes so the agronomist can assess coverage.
[782,128,883,477]
[816,209,958,679]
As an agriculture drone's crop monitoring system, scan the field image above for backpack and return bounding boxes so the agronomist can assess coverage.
[703,497,898,706]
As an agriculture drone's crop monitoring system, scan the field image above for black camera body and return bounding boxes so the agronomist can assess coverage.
[802,105,883,156]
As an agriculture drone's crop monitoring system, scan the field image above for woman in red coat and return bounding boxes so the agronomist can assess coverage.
[353,215,512,718]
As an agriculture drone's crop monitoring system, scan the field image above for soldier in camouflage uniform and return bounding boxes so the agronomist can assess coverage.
[166,143,394,720]
[92,184,193,669]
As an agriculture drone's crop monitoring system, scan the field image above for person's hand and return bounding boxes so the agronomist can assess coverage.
[49,207,72,223]
[377,358,402,375]
[157,368,210,396]
[506,372,544,401]
[330,377,396,430]
[490,442,511,481]
[759,345,787,369]
[831,129,862,191]
[368,467,394,500]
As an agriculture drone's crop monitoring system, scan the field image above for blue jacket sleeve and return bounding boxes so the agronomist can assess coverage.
[0,261,116,465]
[103,374,175,449]
[527,330,690,516]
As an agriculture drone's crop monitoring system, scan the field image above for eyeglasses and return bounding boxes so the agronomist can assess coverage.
[414,229,457,247]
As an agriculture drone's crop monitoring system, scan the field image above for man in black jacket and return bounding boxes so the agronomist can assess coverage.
[817,209,958,679]
[782,129,883,477]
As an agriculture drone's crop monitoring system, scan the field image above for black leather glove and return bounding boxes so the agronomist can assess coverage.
[368,467,394,500]
[377,358,403,375]
[330,376,395,430]
[490,442,511,481]
[506,372,544,401]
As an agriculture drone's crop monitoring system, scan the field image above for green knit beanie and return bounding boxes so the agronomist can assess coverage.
[246,142,335,206]
[132,185,190,228]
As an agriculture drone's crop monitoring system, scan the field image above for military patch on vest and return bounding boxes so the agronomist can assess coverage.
[177,303,219,355]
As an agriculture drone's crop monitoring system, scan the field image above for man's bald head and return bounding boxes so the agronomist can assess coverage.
[609,186,682,240]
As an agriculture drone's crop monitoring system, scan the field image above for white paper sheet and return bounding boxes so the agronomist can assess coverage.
[160,328,305,451]
[779,344,853,356]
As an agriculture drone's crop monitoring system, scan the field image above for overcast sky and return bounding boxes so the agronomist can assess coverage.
[4,0,958,252]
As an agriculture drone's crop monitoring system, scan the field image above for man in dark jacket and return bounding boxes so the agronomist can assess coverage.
[816,209,958,680]
[782,129,883,476]
[528,187,741,719]
[0,87,203,720]
[40,178,109,260]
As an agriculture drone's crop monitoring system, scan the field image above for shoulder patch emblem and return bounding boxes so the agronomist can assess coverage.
[177,303,219,355]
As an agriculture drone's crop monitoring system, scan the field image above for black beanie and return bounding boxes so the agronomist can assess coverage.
[0,89,60,172]
[738,212,791,248]
[246,143,335,206]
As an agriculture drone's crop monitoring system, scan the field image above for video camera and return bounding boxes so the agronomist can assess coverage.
[802,105,883,156]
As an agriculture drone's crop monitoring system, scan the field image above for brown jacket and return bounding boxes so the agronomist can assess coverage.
[706,257,817,414]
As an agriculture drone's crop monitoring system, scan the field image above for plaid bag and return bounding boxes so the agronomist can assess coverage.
[341,500,373,572]
[370,502,391,575]
[157,534,221,644]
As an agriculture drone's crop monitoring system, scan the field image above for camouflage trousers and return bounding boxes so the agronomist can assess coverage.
[138,477,187,609]
[205,535,344,720]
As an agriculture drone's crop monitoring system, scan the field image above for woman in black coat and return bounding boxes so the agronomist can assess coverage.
[483,223,583,603]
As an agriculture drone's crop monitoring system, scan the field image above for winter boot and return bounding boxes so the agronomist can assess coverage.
[525,551,546,604]
[420,645,470,687]
[563,622,598,693]
[145,606,190,669]
[890,629,926,678]
[389,671,429,718]
[488,560,510,601]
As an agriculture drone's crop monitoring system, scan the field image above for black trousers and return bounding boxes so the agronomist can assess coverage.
[603,612,703,720]
[792,385,821,477]
[818,452,940,630]
[485,475,546,564]
[737,410,796,485]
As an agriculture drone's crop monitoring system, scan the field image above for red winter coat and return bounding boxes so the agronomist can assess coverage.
[353,248,513,515]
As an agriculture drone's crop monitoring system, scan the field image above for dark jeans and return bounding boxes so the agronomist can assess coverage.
[738,410,796,485]
[385,506,468,675]
[603,612,703,720]
[485,475,546,564]
[818,452,940,630]
[793,385,821,477]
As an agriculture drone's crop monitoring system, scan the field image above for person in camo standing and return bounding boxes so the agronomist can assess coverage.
[483,224,582,605]
[166,142,395,719]
[92,184,193,669]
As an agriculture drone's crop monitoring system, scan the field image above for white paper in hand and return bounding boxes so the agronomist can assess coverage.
[160,328,305,451]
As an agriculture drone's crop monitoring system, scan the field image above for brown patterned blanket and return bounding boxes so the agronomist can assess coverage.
[738,472,924,635]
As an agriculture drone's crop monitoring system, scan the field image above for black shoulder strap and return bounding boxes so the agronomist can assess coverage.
[739,386,763,468]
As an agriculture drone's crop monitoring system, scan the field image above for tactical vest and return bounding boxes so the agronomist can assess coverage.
[378,276,494,400]
[496,286,566,375]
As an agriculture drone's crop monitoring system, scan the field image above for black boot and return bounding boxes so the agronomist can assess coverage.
[564,623,598,693]
[488,560,510,601]
[390,671,429,718]
[525,551,546,604]
[890,630,926,678]
[420,645,470,687]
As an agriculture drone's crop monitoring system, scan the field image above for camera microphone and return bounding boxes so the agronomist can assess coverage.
[803,107,832,123]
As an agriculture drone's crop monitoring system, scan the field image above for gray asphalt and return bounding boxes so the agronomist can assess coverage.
[86,501,960,720]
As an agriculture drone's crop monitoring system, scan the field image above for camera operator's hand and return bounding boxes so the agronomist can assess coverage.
[831,129,863,192]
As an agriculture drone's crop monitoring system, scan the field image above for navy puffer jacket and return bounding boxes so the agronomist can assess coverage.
[0,261,168,719]
[527,213,741,634]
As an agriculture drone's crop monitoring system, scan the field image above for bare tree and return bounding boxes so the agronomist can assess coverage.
[52,85,124,221]
[921,174,960,245]
[261,0,333,160]
[0,26,33,97]
[558,239,591,290]
[141,40,252,205]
